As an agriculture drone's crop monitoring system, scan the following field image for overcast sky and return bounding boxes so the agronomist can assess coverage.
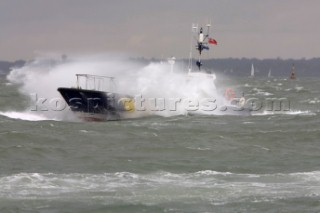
[0,0,319,60]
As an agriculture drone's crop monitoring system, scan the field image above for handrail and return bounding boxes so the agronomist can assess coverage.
[76,74,114,80]
[75,74,116,91]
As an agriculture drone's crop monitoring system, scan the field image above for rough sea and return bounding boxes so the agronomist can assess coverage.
[0,58,320,213]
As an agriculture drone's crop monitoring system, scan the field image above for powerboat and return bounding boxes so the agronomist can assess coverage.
[58,74,134,121]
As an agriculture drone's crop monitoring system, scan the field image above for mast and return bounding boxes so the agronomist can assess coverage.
[188,24,198,73]
[191,21,216,71]
[290,64,296,80]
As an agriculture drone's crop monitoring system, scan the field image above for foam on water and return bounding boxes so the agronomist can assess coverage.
[0,111,53,121]
[254,110,316,116]
[1,171,319,204]
[301,98,320,104]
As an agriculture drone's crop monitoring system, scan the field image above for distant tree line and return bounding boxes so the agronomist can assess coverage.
[195,58,320,77]
[1,57,320,77]
[145,57,320,77]
[0,60,25,75]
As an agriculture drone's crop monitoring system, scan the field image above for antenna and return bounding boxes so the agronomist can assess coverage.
[206,20,212,37]
[188,24,196,73]
[188,50,192,73]
[167,57,176,73]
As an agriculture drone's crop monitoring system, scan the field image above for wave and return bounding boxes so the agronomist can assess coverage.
[0,111,54,121]
[301,98,320,104]
[254,110,316,116]
[1,171,319,204]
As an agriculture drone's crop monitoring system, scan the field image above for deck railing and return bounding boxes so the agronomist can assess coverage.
[76,74,116,92]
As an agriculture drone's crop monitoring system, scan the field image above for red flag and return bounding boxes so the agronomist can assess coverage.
[208,38,217,45]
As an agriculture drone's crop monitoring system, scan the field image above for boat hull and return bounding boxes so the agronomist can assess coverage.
[57,88,132,121]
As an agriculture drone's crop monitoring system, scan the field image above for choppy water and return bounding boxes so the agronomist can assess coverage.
[1,74,320,213]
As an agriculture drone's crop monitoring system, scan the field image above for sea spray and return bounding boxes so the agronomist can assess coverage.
[6,55,225,121]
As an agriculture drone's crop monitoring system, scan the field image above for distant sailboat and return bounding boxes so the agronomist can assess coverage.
[249,63,255,78]
[268,69,272,78]
[290,64,296,80]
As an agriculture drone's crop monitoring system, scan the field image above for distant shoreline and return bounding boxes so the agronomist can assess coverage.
[1,57,320,77]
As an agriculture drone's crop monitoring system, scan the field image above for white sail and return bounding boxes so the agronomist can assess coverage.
[250,63,255,77]
[268,69,271,78]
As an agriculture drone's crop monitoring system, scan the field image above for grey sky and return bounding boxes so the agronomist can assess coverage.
[0,0,319,60]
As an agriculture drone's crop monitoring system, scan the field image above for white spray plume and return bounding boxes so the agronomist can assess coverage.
[7,54,225,121]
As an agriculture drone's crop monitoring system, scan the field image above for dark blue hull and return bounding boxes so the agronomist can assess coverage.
[57,88,129,121]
